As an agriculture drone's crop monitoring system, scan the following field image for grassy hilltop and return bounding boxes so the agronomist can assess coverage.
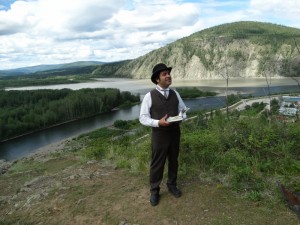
[0,101,299,224]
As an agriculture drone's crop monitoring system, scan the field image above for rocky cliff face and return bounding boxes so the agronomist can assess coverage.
[94,21,300,80]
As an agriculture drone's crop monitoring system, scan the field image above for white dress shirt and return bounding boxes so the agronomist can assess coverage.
[139,85,188,127]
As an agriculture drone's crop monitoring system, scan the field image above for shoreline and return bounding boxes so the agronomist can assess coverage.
[11,95,276,162]
[0,136,76,172]
[24,137,74,161]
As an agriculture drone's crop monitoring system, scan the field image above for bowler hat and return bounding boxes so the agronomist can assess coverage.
[151,63,172,84]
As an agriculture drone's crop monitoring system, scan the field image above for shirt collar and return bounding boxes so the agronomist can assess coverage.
[156,85,169,91]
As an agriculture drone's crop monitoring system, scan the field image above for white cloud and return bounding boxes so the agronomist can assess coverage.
[249,0,300,26]
[1,0,300,70]
[111,2,199,31]
[250,0,300,11]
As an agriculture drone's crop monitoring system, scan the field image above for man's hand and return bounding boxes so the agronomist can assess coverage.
[159,114,170,127]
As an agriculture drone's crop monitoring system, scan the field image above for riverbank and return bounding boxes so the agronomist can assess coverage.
[0,137,73,174]
[0,94,280,164]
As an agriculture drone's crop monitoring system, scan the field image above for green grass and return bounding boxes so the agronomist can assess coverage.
[75,107,299,201]
[176,87,217,98]
[240,102,267,116]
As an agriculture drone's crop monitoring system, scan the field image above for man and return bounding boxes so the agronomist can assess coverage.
[139,63,188,206]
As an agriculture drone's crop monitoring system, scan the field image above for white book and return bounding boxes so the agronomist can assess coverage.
[166,107,190,123]
[166,115,183,122]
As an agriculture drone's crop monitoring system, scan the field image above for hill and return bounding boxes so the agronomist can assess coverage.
[93,21,300,79]
[1,109,299,224]
[0,61,105,77]
[0,147,297,225]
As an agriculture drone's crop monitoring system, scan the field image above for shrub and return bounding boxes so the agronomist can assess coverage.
[113,120,130,129]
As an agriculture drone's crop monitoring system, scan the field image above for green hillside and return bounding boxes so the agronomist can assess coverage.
[192,21,300,42]
[93,21,300,79]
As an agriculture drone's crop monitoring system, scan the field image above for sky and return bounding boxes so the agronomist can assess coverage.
[1,0,300,70]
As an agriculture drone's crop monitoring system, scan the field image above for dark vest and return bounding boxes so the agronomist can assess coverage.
[150,89,179,130]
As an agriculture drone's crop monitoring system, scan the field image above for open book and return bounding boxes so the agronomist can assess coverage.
[166,107,190,123]
[166,115,183,122]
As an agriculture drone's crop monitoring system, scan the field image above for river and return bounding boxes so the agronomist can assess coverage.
[1,78,299,161]
[5,77,299,94]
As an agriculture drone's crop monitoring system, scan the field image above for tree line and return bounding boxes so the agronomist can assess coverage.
[0,88,140,141]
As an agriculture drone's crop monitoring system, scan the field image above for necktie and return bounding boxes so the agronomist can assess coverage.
[163,90,168,98]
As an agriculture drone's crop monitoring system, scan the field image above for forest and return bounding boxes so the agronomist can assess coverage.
[0,88,140,141]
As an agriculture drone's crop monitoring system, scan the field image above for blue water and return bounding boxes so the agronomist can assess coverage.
[282,96,300,101]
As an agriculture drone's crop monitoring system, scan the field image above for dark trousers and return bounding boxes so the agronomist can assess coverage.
[150,126,180,194]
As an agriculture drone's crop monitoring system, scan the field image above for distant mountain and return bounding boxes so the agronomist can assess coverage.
[0,61,105,77]
[92,21,300,80]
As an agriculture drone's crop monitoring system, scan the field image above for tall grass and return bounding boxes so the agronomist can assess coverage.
[78,110,300,199]
[181,112,299,191]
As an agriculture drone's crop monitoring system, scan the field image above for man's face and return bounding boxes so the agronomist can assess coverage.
[156,70,172,88]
